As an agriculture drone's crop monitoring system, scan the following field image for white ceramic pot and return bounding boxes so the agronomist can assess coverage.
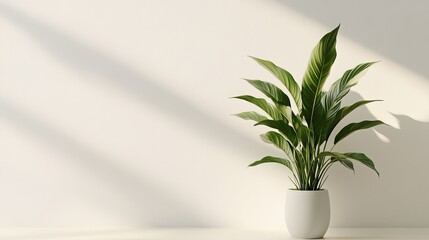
[285,189,330,239]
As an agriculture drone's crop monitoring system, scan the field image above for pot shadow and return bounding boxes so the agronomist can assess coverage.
[324,238,378,240]
[325,238,372,240]
[324,92,429,227]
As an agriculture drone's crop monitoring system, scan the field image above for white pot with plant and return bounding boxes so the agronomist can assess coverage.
[232,25,385,239]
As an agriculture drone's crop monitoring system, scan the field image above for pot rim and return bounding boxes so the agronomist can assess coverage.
[288,188,328,192]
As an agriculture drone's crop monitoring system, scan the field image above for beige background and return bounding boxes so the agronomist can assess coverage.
[0,0,427,227]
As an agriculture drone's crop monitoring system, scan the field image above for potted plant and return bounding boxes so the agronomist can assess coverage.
[232,25,385,239]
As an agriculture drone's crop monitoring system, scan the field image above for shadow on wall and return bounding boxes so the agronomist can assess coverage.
[0,3,276,227]
[0,97,210,227]
[0,2,270,157]
[0,3,237,227]
[326,92,429,227]
[275,0,429,79]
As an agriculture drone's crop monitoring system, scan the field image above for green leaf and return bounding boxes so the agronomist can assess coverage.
[323,62,376,120]
[233,111,268,122]
[318,151,348,159]
[321,62,377,142]
[249,156,292,171]
[232,95,283,120]
[325,100,382,141]
[302,25,339,135]
[320,151,378,175]
[245,79,291,106]
[339,100,382,120]
[249,56,302,110]
[334,120,385,144]
[332,157,355,172]
[344,152,379,176]
[339,159,354,172]
[276,105,295,125]
[260,131,293,159]
[276,105,311,146]
[255,120,298,146]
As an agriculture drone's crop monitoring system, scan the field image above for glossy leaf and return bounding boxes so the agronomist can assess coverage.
[276,105,311,146]
[321,62,376,141]
[232,95,283,120]
[255,119,298,146]
[339,159,354,172]
[319,151,355,173]
[331,157,354,172]
[344,152,379,176]
[323,62,376,121]
[334,120,385,144]
[245,79,291,106]
[249,156,292,171]
[249,56,302,110]
[276,105,295,126]
[233,111,268,122]
[260,131,293,159]
[318,151,348,159]
[302,25,339,136]
[339,100,382,120]
[325,100,382,141]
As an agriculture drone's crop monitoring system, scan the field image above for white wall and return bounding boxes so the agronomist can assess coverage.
[0,0,428,228]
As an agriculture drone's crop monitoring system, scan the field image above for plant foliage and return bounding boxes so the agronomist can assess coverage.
[233,25,385,190]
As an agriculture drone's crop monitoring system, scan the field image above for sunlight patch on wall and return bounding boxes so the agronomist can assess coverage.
[373,129,390,143]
